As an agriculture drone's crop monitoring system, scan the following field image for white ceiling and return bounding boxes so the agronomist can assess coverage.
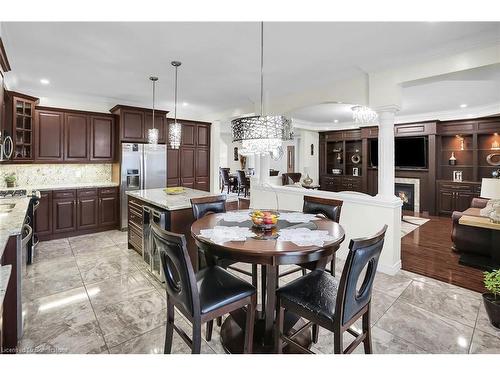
[2,22,500,119]
[290,64,500,127]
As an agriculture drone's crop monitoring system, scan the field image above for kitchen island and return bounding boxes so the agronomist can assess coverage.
[126,188,239,272]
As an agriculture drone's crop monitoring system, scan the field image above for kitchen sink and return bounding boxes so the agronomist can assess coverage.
[0,203,16,213]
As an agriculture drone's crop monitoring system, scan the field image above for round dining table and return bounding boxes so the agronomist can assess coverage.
[191,209,345,353]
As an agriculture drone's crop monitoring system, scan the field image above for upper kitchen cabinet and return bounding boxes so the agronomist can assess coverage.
[65,112,89,161]
[35,109,64,161]
[4,91,40,161]
[35,106,116,163]
[90,115,115,161]
[167,118,211,147]
[110,104,168,143]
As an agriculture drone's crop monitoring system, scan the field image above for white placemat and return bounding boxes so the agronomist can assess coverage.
[277,228,335,247]
[220,210,320,223]
[199,226,254,245]
[219,210,252,223]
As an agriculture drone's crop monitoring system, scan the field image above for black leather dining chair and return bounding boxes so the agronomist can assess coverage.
[275,225,388,354]
[151,221,257,354]
[190,195,258,341]
[236,170,250,197]
[220,168,233,194]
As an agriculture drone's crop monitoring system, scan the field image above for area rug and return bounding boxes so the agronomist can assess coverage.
[401,216,430,238]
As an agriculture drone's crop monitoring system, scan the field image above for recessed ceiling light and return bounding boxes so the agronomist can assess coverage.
[460,104,467,108]
[40,78,50,85]
[333,119,339,123]
[182,102,188,106]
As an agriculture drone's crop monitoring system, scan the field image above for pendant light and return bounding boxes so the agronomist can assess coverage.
[148,76,159,145]
[231,22,292,157]
[169,61,182,149]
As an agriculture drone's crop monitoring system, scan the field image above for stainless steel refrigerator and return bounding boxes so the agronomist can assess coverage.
[120,143,167,229]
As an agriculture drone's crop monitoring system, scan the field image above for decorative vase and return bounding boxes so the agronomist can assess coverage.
[302,174,313,186]
[449,152,457,166]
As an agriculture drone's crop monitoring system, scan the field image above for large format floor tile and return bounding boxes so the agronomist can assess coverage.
[376,300,474,353]
[94,290,167,348]
[399,280,481,327]
[76,250,140,284]
[34,238,73,263]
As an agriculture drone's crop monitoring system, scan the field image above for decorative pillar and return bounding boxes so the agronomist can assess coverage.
[259,154,270,185]
[376,106,400,198]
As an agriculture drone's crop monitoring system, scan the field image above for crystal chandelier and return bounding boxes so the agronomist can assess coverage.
[231,22,292,156]
[351,105,378,124]
[147,76,159,145]
[168,61,182,149]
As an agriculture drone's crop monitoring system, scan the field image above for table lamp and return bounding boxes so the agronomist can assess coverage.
[480,178,500,223]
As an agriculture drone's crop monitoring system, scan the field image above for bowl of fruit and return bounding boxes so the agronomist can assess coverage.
[249,210,279,231]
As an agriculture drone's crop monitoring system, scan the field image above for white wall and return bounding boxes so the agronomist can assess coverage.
[296,129,319,185]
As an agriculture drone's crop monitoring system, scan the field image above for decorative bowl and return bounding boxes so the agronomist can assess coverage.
[249,210,279,230]
[164,187,185,195]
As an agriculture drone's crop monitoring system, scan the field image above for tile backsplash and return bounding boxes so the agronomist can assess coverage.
[0,164,113,188]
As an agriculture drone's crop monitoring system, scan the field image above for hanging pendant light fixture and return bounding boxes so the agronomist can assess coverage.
[231,22,292,157]
[169,61,182,149]
[147,76,159,145]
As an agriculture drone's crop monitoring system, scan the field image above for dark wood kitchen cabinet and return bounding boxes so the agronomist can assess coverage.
[35,191,52,236]
[90,115,115,161]
[99,188,119,226]
[180,147,196,189]
[37,187,119,241]
[110,104,169,143]
[65,112,89,161]
[167,148,180,187]
[167,120,211,192]
[76,189,98,230]
[35,110,64,161]
[52,190,77,234]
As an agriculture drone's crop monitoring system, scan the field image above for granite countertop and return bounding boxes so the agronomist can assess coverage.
[2,182,119,192]
[127,187,238,211]
[0,196,30,259]
[0,265,12,307]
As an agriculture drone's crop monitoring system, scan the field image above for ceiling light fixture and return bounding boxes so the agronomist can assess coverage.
[334,119,339,123]
[169,61,182,150]
[40,78,50,85]
[231,22,292,157]
[460,104,468,108]
[182,102,188,107]
[147,76,159,145]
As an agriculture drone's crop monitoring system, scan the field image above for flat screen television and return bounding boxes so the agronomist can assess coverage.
[370,136,428,169]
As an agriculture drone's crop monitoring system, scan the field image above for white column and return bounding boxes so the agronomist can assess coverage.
[376,106,399,198]
[259,154,270,185]
[209,120,222,193]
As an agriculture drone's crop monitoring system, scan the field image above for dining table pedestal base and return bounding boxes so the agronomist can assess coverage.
[220,309,312,354]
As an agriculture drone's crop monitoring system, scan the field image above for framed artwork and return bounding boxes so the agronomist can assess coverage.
[233,147,239,161]
[453,170,463,182]
[353,167,359,176]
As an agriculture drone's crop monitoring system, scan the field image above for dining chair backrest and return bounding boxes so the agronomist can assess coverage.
[236,170,247,185]
[336,225,387,326]
[220,168,231,184]
[191,195,227,220]
[151,221,199,317]
[303,195,343,223]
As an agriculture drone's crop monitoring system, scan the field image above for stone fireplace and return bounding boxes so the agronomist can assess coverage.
[395,177,420,213]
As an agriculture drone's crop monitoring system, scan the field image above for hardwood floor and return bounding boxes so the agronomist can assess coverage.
[401,214,486,293]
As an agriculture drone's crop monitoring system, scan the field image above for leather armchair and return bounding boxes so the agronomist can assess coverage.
[451,197,492,257]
